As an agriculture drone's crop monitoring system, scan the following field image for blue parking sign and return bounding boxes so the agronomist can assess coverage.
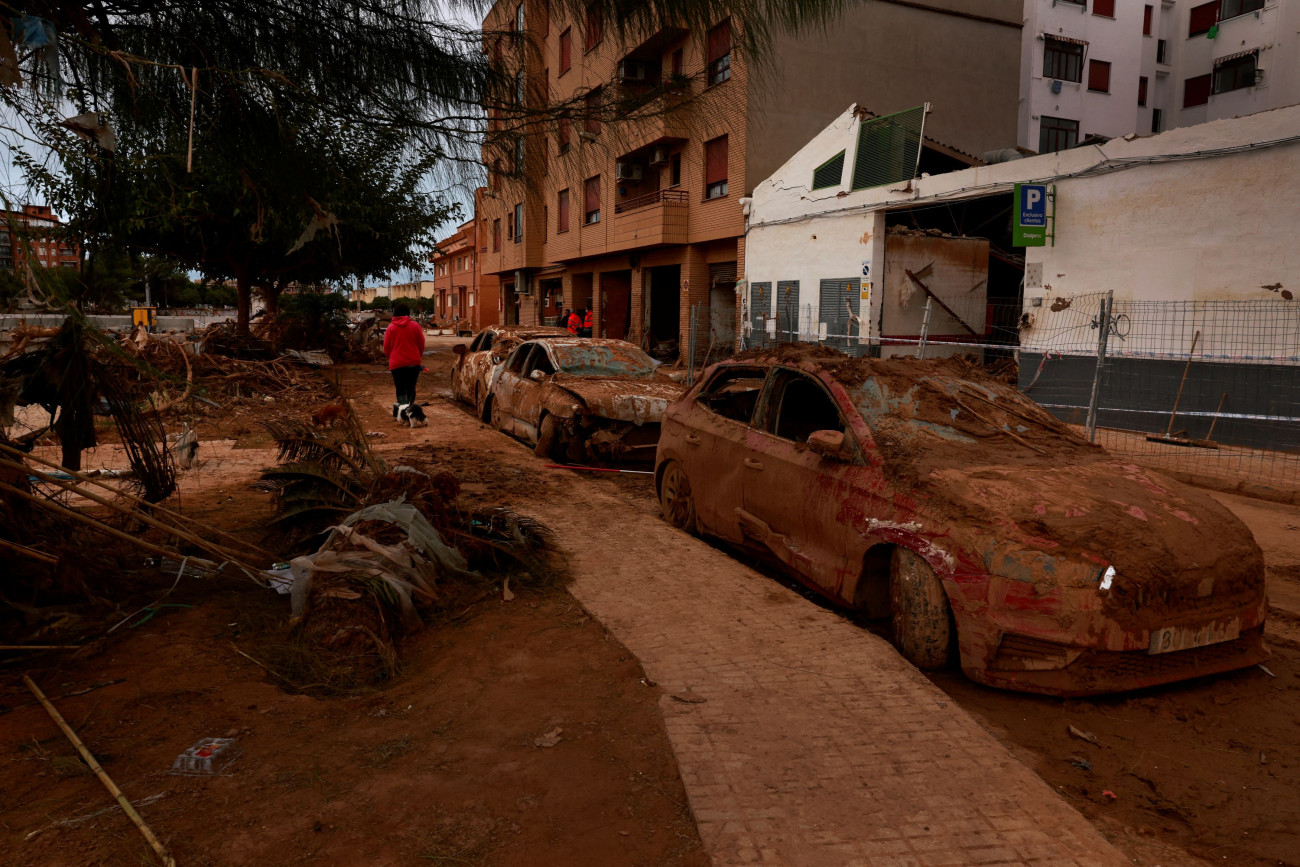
[1014,183,1049,246]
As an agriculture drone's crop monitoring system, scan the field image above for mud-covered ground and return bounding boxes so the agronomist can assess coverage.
[4,335,1298,866]
[419,337,1300,867]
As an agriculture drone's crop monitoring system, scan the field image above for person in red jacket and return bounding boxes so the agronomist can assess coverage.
[383,302,426,412]
[567,308,583,336]
[582,308,593,337]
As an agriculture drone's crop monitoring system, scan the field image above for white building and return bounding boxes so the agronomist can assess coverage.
[1021,0,1300,152]
[745,101,1300,349]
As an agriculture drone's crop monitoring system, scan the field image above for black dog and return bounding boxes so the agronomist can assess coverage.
[394,402,428,428]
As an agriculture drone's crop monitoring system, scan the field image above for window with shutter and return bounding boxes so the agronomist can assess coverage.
[1184,73,1212,107]
[514,203,523,243]
[1039,116,1079,153]
[1213,52,1257,94]
[851,106,925,191]
[584,176,601,224]
[585,3,602,51]
[704,135,728,199]
[707,20,731,85]
[516,2,524,32]
[557,189,570,233]
[493,219,501,251]
[1087,60,1111,92]
[514,137,525,174]
[777,281,800,341]
[1221,0,1265,20]
[1138,76,1148,106]
[671,49,683,76]
[1092,0,1115,16]
[812,150,845,190]
[541,0,549,38]
[1043,37,1084,82]
[559,28,571,74]
[1188,1,1218,36]
[749,282,771,343]
[1143,5,1153,35]
[818,278,861,354]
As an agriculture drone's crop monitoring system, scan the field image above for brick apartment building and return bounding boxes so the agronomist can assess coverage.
[0,205,82,273]
[431,191,500,328]
[475,0,1021,358]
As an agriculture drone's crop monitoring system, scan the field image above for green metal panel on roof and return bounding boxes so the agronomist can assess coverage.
[851,106,925,192]
[812,151,846,190]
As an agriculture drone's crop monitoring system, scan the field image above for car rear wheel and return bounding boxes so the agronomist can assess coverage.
[659,461,697,533]
[890,547,953,670]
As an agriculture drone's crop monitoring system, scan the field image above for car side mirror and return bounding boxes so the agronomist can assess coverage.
[452,344,467,357]
[529,369,544,381]
[807,429,847,460]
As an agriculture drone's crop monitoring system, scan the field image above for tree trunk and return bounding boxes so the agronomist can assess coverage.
[236,271,251,336]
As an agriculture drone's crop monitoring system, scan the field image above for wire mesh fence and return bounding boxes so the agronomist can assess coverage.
[741,291,1300,491]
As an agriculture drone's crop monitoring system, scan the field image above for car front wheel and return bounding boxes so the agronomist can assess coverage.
[890,547,953,670]
[659,460,697,533]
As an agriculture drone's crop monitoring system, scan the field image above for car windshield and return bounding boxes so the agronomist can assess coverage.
[844,362,1091,466]
[551,343,659,378]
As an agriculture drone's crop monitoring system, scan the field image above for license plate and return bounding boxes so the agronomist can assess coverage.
[1148,619,1240,655]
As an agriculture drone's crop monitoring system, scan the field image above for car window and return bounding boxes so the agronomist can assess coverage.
[763,370,844,443]
[699,366,767,424]
[525,344,556,377]
[507,342,532,374]
[469,332,485,352]
[550,343,658,378]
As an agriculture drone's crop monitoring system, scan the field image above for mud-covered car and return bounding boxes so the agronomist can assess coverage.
[654,347,1268,696]
[451,325,571,416]
[484,338,685,464]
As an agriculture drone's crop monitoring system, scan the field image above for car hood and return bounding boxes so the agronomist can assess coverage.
[552,377,685,425]
[926,460,1265,627]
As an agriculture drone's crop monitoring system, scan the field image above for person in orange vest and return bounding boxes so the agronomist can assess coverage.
[567,308,583,336]
[582,308,593,337]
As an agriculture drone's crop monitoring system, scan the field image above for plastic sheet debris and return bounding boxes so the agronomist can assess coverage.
[170,738,241,775]
[264,563,294,594]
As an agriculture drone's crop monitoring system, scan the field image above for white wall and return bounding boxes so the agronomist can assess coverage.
[747,102,1300,354]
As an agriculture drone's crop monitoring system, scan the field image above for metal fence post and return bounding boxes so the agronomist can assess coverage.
[1085,290,1113,443]
[916,296,933,359]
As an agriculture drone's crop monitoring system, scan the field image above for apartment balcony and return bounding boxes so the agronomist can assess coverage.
[611,189,688,249]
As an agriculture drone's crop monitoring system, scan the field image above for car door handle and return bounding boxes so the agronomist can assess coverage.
[685,433,701,445]
[744,458,764,470]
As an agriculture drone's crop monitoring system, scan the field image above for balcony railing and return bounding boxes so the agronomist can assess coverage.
[615,188,689,215]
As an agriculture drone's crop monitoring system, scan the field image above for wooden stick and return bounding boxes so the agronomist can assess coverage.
[1163,330,1201,437]
[0,537,57,564]
[22,675,176,867]
[1205,391,1228,442]
[0,644,81,650]
[0,479,200,562]
[0,442,276,560]
[5,459,253,567]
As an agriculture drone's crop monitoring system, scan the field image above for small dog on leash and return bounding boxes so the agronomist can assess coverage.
[393,402,428,428]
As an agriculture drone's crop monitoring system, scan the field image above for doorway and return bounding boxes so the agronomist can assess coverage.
[648,264,681,358]
[600,270,632,340]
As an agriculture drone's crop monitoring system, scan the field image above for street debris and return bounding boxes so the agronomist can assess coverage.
[171,738,242,776]
[534,727,563,748]
[1068,725,1102,746]
[1068,755,1093,772]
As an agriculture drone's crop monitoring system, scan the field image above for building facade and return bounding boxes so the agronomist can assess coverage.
[476,0,1022,360]
[431,196,499,329]
[1021,0,1300,152]
[0,205,82,273]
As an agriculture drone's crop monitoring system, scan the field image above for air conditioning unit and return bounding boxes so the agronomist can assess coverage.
[1051,79,1063,94]
[648,145,670,166]
[615,162,644,181]
[619,60,648,83]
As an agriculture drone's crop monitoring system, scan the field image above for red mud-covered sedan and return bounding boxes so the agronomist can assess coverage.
[654,347,1268,696]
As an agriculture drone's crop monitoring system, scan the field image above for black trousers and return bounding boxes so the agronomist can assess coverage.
[391,365,421,406]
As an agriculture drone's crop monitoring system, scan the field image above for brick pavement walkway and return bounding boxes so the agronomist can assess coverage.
[425,394,1130,866]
